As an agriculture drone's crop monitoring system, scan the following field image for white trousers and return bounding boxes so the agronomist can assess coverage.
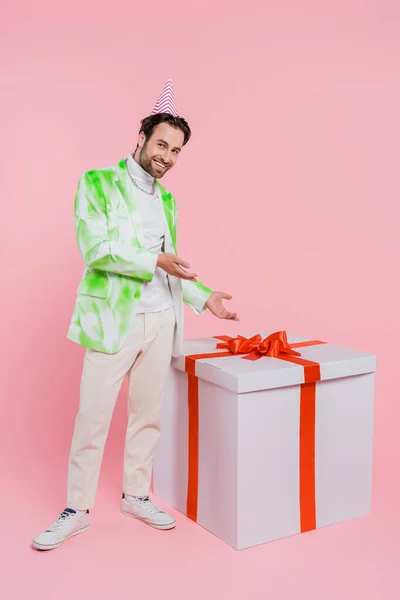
[66,307,176,510]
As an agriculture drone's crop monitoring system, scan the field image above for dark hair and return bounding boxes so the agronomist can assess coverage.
[139,113,191,146]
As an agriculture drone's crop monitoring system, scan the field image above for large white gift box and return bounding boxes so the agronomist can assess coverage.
[153,331,377,550]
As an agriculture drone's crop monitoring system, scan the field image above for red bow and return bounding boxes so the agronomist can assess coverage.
[215,331,302,361]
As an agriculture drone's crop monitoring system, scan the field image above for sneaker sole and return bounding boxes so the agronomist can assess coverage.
[121,508,176,530]
[32,524,90,551]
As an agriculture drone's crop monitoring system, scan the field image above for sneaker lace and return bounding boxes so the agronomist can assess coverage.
[139,496,163,516]
[47,510,74,533]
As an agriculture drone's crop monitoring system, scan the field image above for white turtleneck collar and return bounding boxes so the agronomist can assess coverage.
[126,153,155,186]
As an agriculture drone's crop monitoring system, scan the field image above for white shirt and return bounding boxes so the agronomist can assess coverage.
[126,154,173,313]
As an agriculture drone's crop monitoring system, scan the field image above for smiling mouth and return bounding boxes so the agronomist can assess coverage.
[153,159,167,169]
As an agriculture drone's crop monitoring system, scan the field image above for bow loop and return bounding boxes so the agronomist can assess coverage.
[215,331,301,360]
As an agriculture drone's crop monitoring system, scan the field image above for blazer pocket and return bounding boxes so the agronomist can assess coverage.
[77,269,109,298]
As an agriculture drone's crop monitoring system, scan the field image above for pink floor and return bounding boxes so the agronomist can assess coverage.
[4,447,399,600]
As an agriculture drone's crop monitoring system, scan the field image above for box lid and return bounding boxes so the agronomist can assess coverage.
[172,331,377,394]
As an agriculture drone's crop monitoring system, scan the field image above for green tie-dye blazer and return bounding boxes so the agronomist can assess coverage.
[67,158,213,355]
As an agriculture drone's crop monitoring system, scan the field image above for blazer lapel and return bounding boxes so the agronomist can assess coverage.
[157,181,176,252]
[114,159,145,247]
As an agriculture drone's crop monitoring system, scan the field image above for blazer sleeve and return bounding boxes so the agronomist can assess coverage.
[181,278,213,314]
[171,196,213,314]
[74,170,158,281]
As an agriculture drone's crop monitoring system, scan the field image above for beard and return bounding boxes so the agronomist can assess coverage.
[137,145,169,179]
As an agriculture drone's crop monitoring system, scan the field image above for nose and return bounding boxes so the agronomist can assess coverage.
[160,150,173,165]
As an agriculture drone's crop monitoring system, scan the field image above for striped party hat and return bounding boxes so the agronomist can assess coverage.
[151,78,179,116]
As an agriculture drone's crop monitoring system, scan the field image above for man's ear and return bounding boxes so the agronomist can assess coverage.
[137,131,146,149]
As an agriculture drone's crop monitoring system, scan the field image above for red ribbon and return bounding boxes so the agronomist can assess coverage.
[214,330,302,361]
[185,331,326,533]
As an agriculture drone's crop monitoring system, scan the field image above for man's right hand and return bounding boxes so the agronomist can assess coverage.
[157,253,198,281]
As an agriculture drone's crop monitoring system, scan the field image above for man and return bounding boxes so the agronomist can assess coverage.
[33,80,238,550]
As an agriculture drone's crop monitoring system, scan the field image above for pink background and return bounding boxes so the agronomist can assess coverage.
[2,1,400,598]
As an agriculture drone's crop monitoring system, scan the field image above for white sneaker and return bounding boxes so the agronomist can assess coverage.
[122,495,176,530]
[32,509,90,551]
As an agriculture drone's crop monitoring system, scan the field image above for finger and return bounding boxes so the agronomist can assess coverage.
[181,274,198,281]
[226,312,238,320]
[182,272,198,280]
[176,265,197,278]
[179,271,198,281]
[175,256,190,268]
[222,293,232,300]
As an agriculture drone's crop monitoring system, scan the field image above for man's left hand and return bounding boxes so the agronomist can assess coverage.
[205,291,239,321]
